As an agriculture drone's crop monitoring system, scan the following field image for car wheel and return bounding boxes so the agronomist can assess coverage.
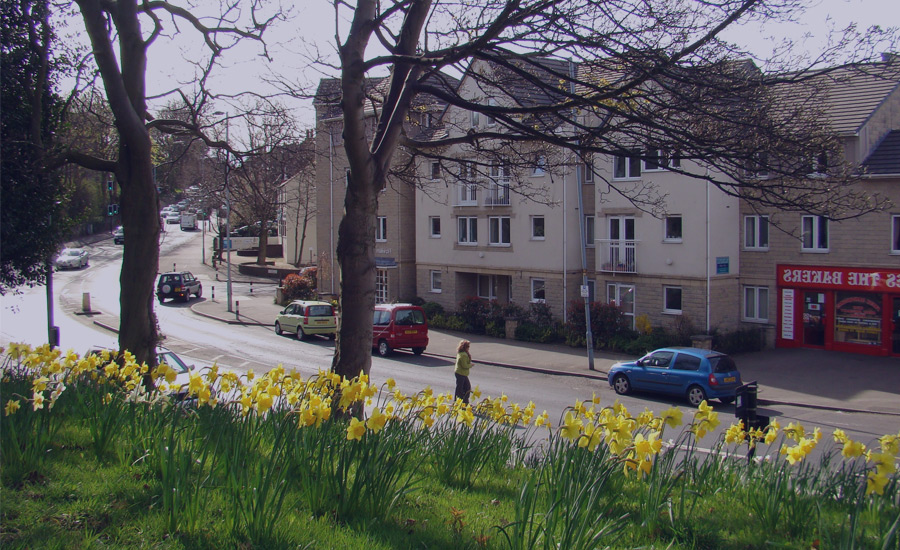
[377,340,391,357]
[195,285,202,298]
[412,347,425,356]
[719,396,735,405]
[275,322,283,336]
[297,326,306,340]
[612,374,631,395]
[687,385,708,407]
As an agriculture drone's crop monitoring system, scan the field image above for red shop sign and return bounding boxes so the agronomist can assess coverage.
[778,264,900,292]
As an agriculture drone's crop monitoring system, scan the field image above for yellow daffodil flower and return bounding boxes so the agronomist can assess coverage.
[4,399,21,416]
[347,418,366,441]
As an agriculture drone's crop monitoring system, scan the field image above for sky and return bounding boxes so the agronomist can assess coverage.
[62,0,898,130]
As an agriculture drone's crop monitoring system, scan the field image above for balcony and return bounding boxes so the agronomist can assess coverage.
[485,182,510,206]
[597,239,637,273]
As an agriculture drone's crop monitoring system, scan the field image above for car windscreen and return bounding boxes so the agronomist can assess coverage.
[709,354,737,373]
[307,305,333,317]
[62,250,80,256]
[158,352,189,373]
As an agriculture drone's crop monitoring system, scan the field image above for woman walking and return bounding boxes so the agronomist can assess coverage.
[454,339,473,404]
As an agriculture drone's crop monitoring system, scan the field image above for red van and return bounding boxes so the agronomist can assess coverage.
[372,303,429,357]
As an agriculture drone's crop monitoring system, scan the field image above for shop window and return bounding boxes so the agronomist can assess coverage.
[375,269,388,304]
[744,215,769,250]
[834,291,882,346]
[663,286,682,314]
[743,286,769,322]
[801,215,829,252]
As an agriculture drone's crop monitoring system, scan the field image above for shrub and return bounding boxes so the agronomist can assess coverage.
[712,327,766,354]
[515,321,560,343]
[281,272,316,302]
[456,296,504,334]
[566,300,633,349]
[422,301,445,319]
[485,320,506,339]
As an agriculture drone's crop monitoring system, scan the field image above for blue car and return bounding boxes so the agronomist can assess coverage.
[608,347,742,407]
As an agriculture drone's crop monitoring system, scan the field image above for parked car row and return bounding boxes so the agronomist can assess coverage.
[274,301,430,357]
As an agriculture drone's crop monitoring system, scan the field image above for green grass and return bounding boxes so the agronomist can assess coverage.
[2,348,898,550]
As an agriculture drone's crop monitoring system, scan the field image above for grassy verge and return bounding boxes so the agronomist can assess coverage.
[2,343,898,549]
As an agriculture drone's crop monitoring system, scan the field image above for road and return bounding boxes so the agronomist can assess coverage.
[2,228,897,451]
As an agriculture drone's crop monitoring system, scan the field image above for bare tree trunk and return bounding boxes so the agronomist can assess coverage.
[331,178,378,379]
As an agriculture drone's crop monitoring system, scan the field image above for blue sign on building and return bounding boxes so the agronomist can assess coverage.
[716,256,729,275]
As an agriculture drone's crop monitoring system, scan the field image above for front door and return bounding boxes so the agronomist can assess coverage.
[802,291,826,347]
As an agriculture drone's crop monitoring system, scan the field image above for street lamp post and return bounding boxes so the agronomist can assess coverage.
[214,111,234,313]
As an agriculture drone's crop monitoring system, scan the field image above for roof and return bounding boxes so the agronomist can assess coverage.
[784,62,900,136]
[862,129,900,175]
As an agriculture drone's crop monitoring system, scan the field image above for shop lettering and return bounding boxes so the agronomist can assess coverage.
[782,269,843,285]
[888,273,899,289]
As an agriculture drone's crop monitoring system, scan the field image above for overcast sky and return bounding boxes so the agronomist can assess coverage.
[66,0,898,130]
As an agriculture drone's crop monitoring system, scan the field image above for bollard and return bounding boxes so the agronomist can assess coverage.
[82,292,92,312]
[173,263,176,272]
[235,300,240,318]
[212,286,215,301]
[250,281,253,294]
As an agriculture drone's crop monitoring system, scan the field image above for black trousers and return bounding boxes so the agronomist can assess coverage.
[454,373,471,404]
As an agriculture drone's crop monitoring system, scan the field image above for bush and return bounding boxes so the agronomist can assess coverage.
[456,296,504,334]
[428,312,467,332]
[712,327,766,354]
[281,271,317,302]
[515,321,560,343]
[422,301,445,319]
[485,320,506,339]
[565,300,633,349]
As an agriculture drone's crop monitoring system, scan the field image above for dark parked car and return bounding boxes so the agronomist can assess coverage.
[608,347,742,407]
[156,271,202,303]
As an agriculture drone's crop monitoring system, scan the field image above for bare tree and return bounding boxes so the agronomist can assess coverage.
[313,0,897,380]
[54,0,280,366]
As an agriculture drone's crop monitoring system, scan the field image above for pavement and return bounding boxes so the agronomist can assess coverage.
[71,231,900,417]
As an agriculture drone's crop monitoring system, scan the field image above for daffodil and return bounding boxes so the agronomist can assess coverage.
[842,439,866,459]
[660,407,683,429]
[32,392,45,411]
[560,411,583,441]
[257,392,274,413]
[4,399,21,416]
[347,418,366,440]
[366,407,388,433]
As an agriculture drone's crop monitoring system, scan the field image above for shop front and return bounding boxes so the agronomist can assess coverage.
[776,264,900,356]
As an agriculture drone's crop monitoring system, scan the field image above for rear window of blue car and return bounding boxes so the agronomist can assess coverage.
[709,355,737,373]
[673,354,702,371]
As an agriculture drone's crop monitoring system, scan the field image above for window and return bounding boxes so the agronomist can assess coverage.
[664,216,682,242]
[486,98,497,126]
[663,286,682,314]
[643,149,681,171]
[458,216,477,244]
[613,152,641,179]
[376,216,387,242]
[744,215,769,250]
[375,269,388,304]
[457,161,477,205]
[582,153,594,183]
[477,274,506,300]
[531,216,545,240]
[430,270,442,293]
[430,161,441,180]
[584,215,595,247]
[487,165,510,205]
[531,278,546,302]
[532,154,547,176]
[608,283,635,329]
[801,215,829,251]
[672,353,702,371]
[489,216,511,246]
[470,109,480,127]
[743,286,769,322]
[892,215,900,253]
[429,216,441,238]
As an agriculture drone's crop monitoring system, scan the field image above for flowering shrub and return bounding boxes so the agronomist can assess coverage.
[281,270,317,302]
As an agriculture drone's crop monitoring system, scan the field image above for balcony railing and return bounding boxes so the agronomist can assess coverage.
[597,239,637,273]
[485,182,510,206]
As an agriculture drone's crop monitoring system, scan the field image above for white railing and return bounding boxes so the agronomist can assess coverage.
[597,239,637,273]
[485,182,510,206]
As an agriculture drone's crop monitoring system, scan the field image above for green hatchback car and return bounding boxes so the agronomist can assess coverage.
[275,300,337,340]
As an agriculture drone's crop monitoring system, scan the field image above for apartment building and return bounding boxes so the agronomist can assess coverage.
[737,62,900,357]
